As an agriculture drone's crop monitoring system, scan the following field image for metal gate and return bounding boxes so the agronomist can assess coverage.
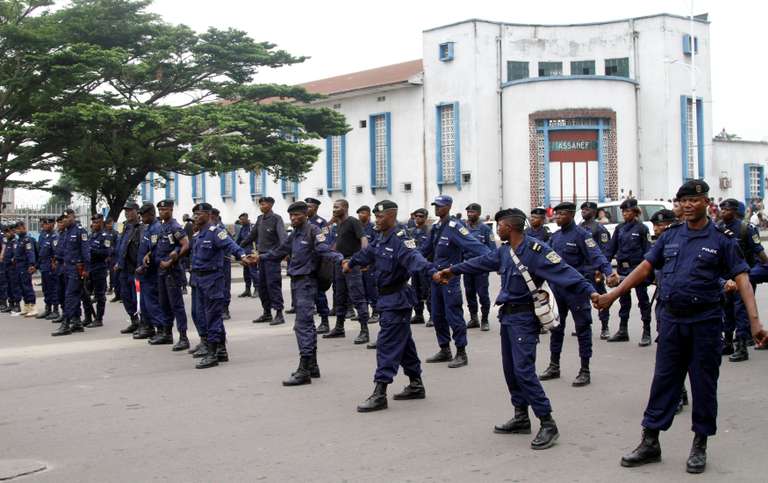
[0,203,91,238]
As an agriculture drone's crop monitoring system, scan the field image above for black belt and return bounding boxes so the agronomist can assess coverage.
[192,269,217,275]
[665,302,720,317]
[499,303,535,315]
[378,281,406,296]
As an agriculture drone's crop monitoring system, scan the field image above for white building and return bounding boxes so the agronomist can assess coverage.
[139,12,768,222]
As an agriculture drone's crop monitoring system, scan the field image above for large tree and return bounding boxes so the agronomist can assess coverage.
[35,0,348,218]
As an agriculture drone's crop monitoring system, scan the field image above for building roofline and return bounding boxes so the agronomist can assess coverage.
[423,12,709,33]
[713,138,768,146]
[502,75,639,89]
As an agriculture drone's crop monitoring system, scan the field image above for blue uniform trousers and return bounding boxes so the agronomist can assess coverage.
[62,268,82,319]
[242,264,253,291]
[138,274,162,328]
[159,272,187,333]
[589,275,609,325]
[374,309,421,383]
[198,273,227,344]
[119,271,137,316]
[412,271,431,315]
[16,268,35,304]
[500,315,552,418]
[618,271,651,323]
[430,278,467,348]
[363,268,378,308]
[55,270,65,309]
[6,264,20,303]
[292,276,318,356]
[90,269,107,319]
[258,259,284,311]
[333,264,369,324]
[550,293,593,359]
[314,288,330,317]
[40,271,58,306]
[463,272,490,317]
[642,317,721,436]
[190,285,206,339]
[0,265,7,302]
[223,260,232,309]
[731,281,756,340]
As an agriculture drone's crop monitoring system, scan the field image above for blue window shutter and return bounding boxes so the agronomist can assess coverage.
[231,170,237,202]
[369,115,376,189]
[761,166,766,200]
[261,170,267,196]
[744,164,752,203]
[165,175,170,199]
[680,95,689,181]
[220,173,226,199]
[249,172,255,196]
[281,178,286,194]
[325,137,333,191]
[385,112,392,194]
[696,98,704,178]
[454,102,461,190]
[191,175,197,199]
[683,34,692,54]
[435,105,443,185]
[201,172,207,202]
[341,134,347,196]
[174,173,179,201]
[149,173,155,203]
[140,178,147,201]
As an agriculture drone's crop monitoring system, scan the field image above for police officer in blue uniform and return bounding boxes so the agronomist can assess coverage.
[105,218,120,302]
[35,218,58,320]
[524,207,551,243]
[115,201,142,334]
[52,209,90,336]
[211,208,233,320]
[135,203,164,343]
[190,203,249,369]
[356,205,379,323]
[419,195,492,368]
[579,201,612,338]
[235,212,255,298]
[2,224,20,314]
[255,201,341,386]
[436,208,598,450]
[463,203,496,331]
[605,198,652,343]
[717,198,768,362]
[242,196,287,325]
[85,214,110,327]
[0,224,7,312]
[594,180,768,474]
[156,199,191,351]
[408,208,431,326]
[188,213,209,358]
[538,202,616,387]
[305,197,332,329]
[49,216,67,322]
[348,200,436,412]
[13,221,37,317]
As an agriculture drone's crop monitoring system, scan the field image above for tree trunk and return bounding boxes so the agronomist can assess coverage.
[90,192,98,215]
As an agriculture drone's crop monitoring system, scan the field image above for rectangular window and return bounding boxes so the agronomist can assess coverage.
[220,171,234,199]
[192,173,205,202]
[746,165,765,201]
[570,60,595,75]
[250,170,265,198]
[604,57,629,77]
[164,173,177,201]
[281,178,298,197]
[326,135,345,194]
[538,61,563,77]
[141,173,154,203]
[436,103,460,186]
[683,34,699,55]
[369,113,391,192]
[439,42,454,62]
[507,61,529,81]
[680,96,704,181]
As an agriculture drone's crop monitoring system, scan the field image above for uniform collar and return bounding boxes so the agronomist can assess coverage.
[560,221,576,232]
[682,219,713,239]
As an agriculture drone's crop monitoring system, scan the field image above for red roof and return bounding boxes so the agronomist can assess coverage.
[299,59,423,96]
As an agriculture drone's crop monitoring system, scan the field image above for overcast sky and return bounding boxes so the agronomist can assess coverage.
[15,0,768,204]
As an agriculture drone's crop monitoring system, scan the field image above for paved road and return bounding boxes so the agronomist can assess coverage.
[0,276,766,482]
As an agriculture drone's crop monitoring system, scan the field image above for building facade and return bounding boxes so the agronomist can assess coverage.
[137,13,768,222]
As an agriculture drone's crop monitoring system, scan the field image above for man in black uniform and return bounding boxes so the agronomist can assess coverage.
[579,201,612,339]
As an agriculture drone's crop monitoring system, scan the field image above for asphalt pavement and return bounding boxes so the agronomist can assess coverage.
[0,276,766,482]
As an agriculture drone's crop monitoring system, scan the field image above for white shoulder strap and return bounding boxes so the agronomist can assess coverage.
[509,245,539,293]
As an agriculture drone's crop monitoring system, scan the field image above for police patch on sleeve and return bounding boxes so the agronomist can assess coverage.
[104,240,111,247]
[585,238,597,248]
[174,231,184,240]
[26,243,32,250]
[545,251,562,264]
[404,239,416,249]
[151,234,158,245]
[81,233,88,241]
[753,234,760,244]
[316,233,326,242]
[217,230,228,240]
[600,233,609,243]
[459,226,469,236]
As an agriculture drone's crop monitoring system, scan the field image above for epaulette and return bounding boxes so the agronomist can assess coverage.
[667,221,684,229]
[209,226,216,231]
[449,220,457,228]
[529,240,543,252]
[396,229,407,238]
[714,224,735,238]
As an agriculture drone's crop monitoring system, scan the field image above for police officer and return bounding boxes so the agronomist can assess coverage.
[538,202,616,387]
[254,201,340,385]
[235,212,255,298]
[241,196,287,325]
[0,223,7,313]
[156,200,191,351]
[85,214,110,327]
[35,218,58,319]
[115,201,142,334]
[190,203,249,369]
[594,180,768,474]
[356,205,379,323]
[718,198,767,362]
[605,198,652,343]
[305,197,332,328]
[135,203,164,343]
[2,224,21,315]
[347,200,435,412]
[419,195,491,368]
[579,201,612,338]
[52,209,90,336]
[436,208,599,450]
[463,203,496,331]
[49,216,67,322]
[408,208,431,326]
[211,208,233,320]
[105,218,120,301]
[188,210,208,358]
[525,207,551,242]
[12,221,37,317]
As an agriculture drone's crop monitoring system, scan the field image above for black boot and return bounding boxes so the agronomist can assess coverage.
[354,324,369,345]
[269,310,285,326]
[686,434,707,474]
[729,338,749,362]
[222,309,231,320]
[238,289,251,298]
[531,415,559,450]
[323,319,346,338]
[721,332,734,355]
[70,318,84,333]
[172,333,190,352]
[148,326,173,345]
[572,368,591,387]
[621,428,662,467]
[133,321,154,340]
[345,307,355,319]
[120,315,140,334]
[46,305,60,320]
[494,406,532,434]
[369,311,379,324]
[425,317,433,327]
[410,312,425,325]
[85,317,103,328]
[357,382,388,412]
[480,312,490,331]
[253,311,272,323]
[366,340,377,350]
[285,307,296,314]
[466,315,480,329]
[600,322,610,340]
[639,321,652,347]
[539,362,561,381]
[188,340,205,355]
[195,342,219,369]
[316,316,330,334]
[426,346,452,363]
[308,350,321,378]
[447,346,468,368]
[36,305,51,319]
[283,356,312,386]
[216,342,229,362]
[329,306,337,317]
[393,376,426,400]
[51,318,72,337]
[0,301,8,313]
[607,320,629,342]
[192,340,210,359]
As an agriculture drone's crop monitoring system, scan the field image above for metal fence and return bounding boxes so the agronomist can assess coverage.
[0,203,91,237]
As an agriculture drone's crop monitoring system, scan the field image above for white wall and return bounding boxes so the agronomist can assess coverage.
[712,140,768,201]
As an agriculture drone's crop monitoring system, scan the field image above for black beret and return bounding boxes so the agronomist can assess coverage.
[495,208,526,223]
[530,207,546,216]
[211,208,220,216]
[553,202,577,212]
[650,209,677,224]
[91,214,104,221]
[157,199,174,208]
[14,220,24,228]
[581,201,598,210]
[719,198,739,210]
[465,203,482,212]
[123,201,140,210]
[258,196,275,204]
[372,200,398,213]
[304,197,321,206]
[287,201,309,213]
[356,205,371,214]
[40,217,52,223]
[412,208,428,216]
[138,203,155,215]
[620,198,638,210]
[676,179,709,199]
[55,215,65,222]
[192,202,213,213]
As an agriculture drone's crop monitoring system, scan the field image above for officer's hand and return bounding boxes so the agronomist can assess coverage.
[752,327,768,348]
[143,254,150,267]
[594,271,603,284]
[433,269,453,284]
[342,260,351,273]
[593,294,614,310]
[724,280,738,293]
[606,273,620,287]
[159,260,172,270]
[27,266,36,274]
[135,266,145,276]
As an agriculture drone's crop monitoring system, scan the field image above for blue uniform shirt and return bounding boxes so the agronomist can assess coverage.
[580,219,611,255]
[235,222,253,249]
[645,221,749,323]
[465,220,496,259]
[63,223,90,269]
[3,236,15,265]
[156,218,187,275]
[550,221,612,278]
[89,230,112,272]
[420,217,491,269]
[409,224,430,251]
[38,231,56,273]
[524,225,551,243]
[362,221,376,243]
[191,222,246,272]
[607,219,651,270]
[309,215,328,233]
[261,222,339,276]
[720,218,763,267]
[15,233,36,268]
[137,219,163,275]
[116,221,141,270]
